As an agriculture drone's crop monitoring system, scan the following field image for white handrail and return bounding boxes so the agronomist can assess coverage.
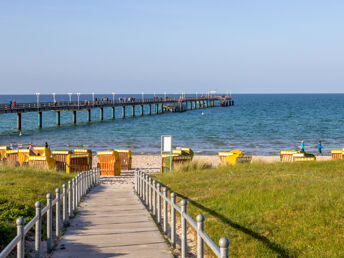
[0,168,100,258]
[135,170,229,258]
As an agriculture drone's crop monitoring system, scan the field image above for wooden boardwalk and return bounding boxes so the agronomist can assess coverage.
[52,172,172,258]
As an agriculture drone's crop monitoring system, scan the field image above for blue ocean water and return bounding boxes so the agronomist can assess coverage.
[0,94,343,155]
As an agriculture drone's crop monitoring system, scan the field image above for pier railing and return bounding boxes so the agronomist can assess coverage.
[0,96,227,113]
[0,168,100,258]
[135,170,230,258]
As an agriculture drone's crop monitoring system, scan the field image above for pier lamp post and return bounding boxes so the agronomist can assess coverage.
[77,93,80,107]
[164,92,166,100]
[52,92,56,103]
[35,92,40,108]
[92,92,95,105]
[68,93,72,105]
[112,92,115,104]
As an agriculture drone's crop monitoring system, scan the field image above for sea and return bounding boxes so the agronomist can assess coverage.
[0,94,343,155]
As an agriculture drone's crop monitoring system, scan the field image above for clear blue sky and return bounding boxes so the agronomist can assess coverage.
[0,0,343,94]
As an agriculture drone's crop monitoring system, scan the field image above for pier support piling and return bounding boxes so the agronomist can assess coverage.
[148,104,152,115]
[17,113,22,131]
[112,107,115,119]
[100,108,104,121]
[122,106,125,118]
[38,112,42,128]
[132,105,135,117]
[87,109,91,122]
[73,111,77,124]
[140,105,143,116]
[56,111,60,126]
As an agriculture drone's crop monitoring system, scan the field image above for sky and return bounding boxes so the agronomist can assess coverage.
[0,0,343,94]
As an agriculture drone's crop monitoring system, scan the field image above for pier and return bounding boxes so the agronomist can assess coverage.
[0,95,233,131]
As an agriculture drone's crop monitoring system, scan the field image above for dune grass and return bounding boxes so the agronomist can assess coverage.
[153,160,344,257]
[0,165,75,250]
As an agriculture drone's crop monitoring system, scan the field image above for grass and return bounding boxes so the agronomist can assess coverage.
[0,165,75,250]
[153,160,344,257]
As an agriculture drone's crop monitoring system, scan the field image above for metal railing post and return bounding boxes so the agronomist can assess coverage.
[138,171,141,197]
[81,172,84,196]
[35,201,42,258]
[181,199,188,258]
[157,183,161,223]
[73,178,76,211]
[145,175,148,205]
[16,217,25,258]
[148,177,152,210]
[196,214,205,258]
[68,180,72,218]
[163,187,168,234]
[171,192,176,248]
[62,184,67,225]
[219,237,229,258]
[46,193,53,253]
[134,170,137,192]
[152,179,156,216]
[141,172,144,199]
[87,171,90,192]
[78,173,81,203]
[56,188,61,237]
[75,176,78,207]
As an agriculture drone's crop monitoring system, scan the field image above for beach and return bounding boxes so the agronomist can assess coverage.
[93,154,332,172]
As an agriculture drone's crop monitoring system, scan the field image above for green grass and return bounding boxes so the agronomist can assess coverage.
[153,160,344,257]
[0,165,75,250]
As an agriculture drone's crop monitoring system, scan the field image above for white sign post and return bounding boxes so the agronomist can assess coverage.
[161,135,172,172]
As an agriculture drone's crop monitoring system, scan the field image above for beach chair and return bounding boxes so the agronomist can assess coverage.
[73,149,92,168]
[218,150,252,166]
[162,147,194,172]
[330,150,342,160]
[0,146,9,161]
[280,150,299,162]
[114,149,132,170]
[224,150,252,166]
[52,150,72,171]
[97,150,121,176]
[18,149,32,166]
[5,149,19,166]
[292,153,316,162]
[28,155,56,169]
[66,153,91,173]
[32,146,52,157]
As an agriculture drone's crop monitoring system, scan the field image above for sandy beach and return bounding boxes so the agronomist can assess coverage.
[93,155,332,172]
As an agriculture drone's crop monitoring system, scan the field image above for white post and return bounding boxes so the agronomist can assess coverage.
[77,92,80,106]
[112,92,115,104]
[68,93,72,104]
[181,199,187,258]
[46,193,53,253]
[55,188,61,237]
[16,217,25,258]
[62,184,67,225]
[52,92,56,103]
[68,180,72,218]
[35,201,42,258]
[35,92,40,108]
